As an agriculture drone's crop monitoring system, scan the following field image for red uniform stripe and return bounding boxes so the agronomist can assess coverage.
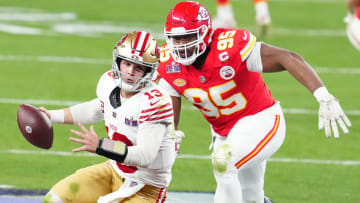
[139,113,174,124]
[156,188,167,203]
[139,108,173,120]
[235,115,280,169]
[141,103,171,113]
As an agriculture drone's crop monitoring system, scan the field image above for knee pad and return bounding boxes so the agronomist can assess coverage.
[43,190,64,203]
[212,143,232,173]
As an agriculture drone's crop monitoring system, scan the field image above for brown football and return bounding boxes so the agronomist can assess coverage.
[17,104,53,149]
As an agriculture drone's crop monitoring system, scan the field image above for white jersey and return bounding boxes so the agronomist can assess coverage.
[96,71,176,188]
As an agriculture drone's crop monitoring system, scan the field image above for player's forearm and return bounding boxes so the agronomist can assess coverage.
[49,98,104,125]
[282,51,324,93]
[124,123,166,167]
[275,51,323,93]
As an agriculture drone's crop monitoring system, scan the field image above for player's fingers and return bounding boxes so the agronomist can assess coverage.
[318,117,324,130]
[337,117,349,134]
[330,120,339,138]
[77,123,89,134]
[70,129,85,138]
[38,107,50,118]
[90,125,97,136]
[324,120,331,138]
[38,106,46,112]
[69,137,85,145]
[342,114,352,127]
[72,146,86,153]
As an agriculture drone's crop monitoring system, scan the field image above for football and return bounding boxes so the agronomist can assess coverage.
[17,104,53,149]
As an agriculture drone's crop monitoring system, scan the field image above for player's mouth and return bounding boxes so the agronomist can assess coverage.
[178,49,194,58]
[124,77,136,83]
[179,50,187,58]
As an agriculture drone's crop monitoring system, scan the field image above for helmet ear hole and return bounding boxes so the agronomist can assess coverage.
[144,67,152,75]
[116,58,122,69]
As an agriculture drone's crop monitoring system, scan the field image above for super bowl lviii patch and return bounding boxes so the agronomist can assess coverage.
[166,62,181,73]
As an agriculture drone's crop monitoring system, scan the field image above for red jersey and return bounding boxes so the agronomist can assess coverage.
[157,28,275,136]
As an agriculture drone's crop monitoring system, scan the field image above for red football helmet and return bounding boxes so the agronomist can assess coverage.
[164,1,213,65]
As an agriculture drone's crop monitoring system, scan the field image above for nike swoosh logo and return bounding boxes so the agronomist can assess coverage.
[150,100,160,106]
[242,32,247,40]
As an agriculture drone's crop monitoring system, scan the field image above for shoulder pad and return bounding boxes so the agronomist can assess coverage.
[96,71,117,100]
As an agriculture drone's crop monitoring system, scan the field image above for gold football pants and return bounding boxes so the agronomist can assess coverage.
[49,161,166,203]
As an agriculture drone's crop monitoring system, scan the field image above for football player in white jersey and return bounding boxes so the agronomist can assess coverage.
[40,31,176,203]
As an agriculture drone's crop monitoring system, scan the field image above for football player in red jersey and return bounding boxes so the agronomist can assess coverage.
[345,0,360,50]
[156,1,352,203]
[39,31,175,203]
[213,0,271,37]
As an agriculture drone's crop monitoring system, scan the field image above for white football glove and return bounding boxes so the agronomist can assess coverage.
[314,87,352,138]
[175,130,185,156]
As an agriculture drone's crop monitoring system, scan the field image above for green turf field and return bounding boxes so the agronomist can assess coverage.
[0,0,359,202]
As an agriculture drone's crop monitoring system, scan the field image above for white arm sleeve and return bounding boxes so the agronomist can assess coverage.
[70,98,104,125]
[158,78,181,97]
[246,42,263,72]
[124,123,166,167]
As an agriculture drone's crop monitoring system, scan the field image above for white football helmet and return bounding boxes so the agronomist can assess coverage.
[164,1,213,66]
[112,31,160,92]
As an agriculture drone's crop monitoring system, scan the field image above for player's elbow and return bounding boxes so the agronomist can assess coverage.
[288,51,304,62]
[280,50,305,69]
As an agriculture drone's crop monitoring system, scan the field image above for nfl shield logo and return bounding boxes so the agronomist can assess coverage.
[200,75,206,83]
[112,112,117,118]
[130,181,138,187]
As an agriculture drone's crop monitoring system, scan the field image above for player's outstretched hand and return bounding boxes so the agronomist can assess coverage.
[39,106,50,119]
[70,123,99,153]
[314,87,352,138]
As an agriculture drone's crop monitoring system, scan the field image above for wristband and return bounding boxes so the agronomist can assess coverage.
[49,109,65,123]
[96,138,128,163]
[313,86,331,103]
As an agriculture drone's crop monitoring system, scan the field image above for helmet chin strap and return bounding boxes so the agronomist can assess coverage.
[121,81,138,92]
[118,71,152,93]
